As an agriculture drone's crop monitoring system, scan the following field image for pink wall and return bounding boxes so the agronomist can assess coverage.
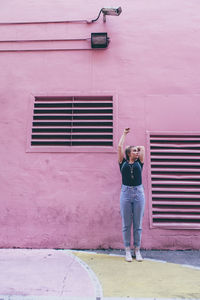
[0,0,200,249]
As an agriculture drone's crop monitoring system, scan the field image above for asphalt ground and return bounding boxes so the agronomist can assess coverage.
[82,249,200,267]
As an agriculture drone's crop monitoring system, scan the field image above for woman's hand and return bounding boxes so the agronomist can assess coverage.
[123,128,130,135]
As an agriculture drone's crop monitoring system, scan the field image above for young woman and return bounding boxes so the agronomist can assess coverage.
[118,128,145,262]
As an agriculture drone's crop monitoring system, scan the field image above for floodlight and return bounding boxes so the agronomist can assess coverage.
[91,33,110,48]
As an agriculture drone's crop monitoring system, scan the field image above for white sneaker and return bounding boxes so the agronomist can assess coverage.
[135,249,143,262]
[125,248,132,262]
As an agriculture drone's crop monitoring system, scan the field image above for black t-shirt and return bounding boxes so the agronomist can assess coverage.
[119,157,143,186]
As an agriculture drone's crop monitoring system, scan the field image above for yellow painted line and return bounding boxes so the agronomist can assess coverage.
[74,252,200,299]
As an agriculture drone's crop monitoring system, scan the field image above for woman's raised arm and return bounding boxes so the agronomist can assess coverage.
[118,128,130,163]
[137,146,145,163]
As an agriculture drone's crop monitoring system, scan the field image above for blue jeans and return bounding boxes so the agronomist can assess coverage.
[120,184,145,248]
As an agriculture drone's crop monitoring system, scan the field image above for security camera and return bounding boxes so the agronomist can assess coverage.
[91,7,122,23]
[101,7,122,16]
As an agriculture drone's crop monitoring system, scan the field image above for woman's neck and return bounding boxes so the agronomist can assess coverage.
[128,158,136,164]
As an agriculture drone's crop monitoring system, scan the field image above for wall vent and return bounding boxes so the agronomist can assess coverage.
[148,133,200,229]
[28,95,116,152]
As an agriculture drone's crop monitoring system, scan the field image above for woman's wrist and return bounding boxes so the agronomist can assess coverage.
[123,131,128,136]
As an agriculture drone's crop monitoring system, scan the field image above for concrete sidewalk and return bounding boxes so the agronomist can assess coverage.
[0,249,200,300]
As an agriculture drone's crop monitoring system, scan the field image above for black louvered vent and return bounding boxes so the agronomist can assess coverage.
[150,133,200,229]
[31,96,113,147]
